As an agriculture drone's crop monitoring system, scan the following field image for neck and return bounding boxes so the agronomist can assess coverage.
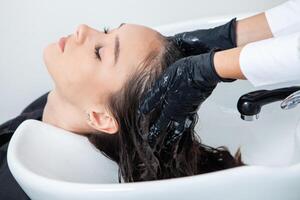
[42,90,95,134]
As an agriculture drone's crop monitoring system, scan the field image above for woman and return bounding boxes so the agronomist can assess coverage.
[0,22,243,199]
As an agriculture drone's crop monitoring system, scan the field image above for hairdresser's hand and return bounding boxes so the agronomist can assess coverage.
[171,18,237,56]
[139,50,234,148]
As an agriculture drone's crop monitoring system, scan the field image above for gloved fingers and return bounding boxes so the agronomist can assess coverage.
[139,62,178,115]
[160,115,194,160]
[170,34,211,56]
[163,115,194,148]
[171,18,237,57]
[147,111,171,148]
[139,54,203,116]
[163,121,185,148]
[139,57,190,118]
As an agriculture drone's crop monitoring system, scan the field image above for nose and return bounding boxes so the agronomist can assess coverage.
[75,24,90,44]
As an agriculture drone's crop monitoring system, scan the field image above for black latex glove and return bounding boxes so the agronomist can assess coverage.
[139,50,233,148]
[171,18,237,56]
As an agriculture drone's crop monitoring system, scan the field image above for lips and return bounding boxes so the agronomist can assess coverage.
[58,37,67,52]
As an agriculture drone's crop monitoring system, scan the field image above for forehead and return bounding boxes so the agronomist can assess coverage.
[116,24,163,67]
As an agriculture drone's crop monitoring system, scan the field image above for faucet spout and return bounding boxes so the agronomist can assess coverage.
[281,90,300,110]
[237,86,300,121]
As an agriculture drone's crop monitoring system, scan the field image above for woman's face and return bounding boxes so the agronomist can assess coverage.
[43,23,163,109]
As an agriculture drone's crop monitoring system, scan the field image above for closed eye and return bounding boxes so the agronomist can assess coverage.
[94,45,102,61]
[94,27,110,61]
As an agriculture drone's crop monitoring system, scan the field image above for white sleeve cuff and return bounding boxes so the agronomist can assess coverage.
[240,33,300,87]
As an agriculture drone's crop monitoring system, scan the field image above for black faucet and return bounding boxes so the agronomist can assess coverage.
[237,86,300,121]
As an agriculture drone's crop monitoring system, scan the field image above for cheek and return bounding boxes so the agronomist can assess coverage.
[60,62,100,104]
[64,60,120,107]
[43,44,95,103]
[86,64,126,105]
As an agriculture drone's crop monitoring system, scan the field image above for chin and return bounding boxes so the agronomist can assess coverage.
[43,43,61,85]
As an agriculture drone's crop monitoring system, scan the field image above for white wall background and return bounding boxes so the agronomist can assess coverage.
[0,0,287,124]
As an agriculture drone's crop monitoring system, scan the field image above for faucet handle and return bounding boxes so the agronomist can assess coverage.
[281,90,300,110]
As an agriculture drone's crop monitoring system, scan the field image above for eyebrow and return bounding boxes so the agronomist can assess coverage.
[114,23,125,65]
[119,23,125,28]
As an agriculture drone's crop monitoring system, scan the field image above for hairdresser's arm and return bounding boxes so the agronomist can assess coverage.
[235,13,273,46]
[213,46,246,80]
[233,0,300,44]
[177,33,300,87]
[214,0,300,85]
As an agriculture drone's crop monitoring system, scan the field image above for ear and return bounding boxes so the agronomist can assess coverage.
[87,110,119,134]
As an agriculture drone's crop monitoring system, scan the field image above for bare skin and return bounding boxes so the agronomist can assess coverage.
[214,12,274,80]
[236,13,274,47]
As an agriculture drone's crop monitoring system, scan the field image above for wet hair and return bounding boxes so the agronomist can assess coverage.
[85,34,244,182]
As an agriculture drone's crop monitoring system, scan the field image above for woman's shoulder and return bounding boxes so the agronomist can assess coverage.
[21,91,50,114]
[0,92,49,137]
